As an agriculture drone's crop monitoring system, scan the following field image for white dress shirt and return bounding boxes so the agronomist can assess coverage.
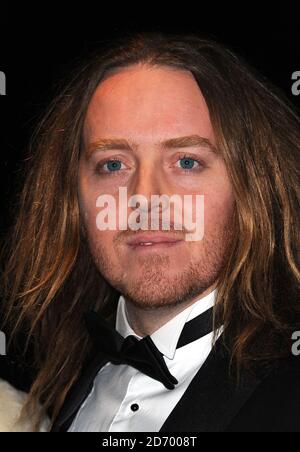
[69,289,218,432]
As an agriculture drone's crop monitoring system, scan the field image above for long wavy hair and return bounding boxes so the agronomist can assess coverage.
[1,32,300,429]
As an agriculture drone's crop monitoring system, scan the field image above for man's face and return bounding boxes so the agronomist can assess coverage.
[79,64,236,309]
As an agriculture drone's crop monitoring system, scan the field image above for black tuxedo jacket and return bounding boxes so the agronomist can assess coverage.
[0,354,34,393]
[51,338,300,433]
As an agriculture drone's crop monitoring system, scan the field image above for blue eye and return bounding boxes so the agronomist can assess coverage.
[105,160,122,172]
[178,157,199,170]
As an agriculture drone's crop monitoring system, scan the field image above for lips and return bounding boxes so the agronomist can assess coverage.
[127,233,183,247]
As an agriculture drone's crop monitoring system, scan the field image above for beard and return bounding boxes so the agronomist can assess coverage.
[86,212,236,311]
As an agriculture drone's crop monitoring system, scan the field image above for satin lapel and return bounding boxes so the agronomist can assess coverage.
[52,309,119,432]
[51,352,109,432]
[160,339,264,433]
[51,310,119,432]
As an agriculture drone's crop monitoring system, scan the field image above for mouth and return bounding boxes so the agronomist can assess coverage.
[126,233,184,251]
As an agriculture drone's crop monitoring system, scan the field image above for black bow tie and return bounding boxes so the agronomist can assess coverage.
[85,306,214,390]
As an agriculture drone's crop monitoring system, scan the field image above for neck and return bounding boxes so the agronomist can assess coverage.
[124,283,217,337]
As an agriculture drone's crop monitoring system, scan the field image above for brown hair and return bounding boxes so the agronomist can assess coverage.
[1,32,300,429]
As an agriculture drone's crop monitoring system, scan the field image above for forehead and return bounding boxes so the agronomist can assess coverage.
[83,64,214,145]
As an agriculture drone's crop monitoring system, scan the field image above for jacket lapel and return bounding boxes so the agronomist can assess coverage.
[51,353,109,432]
[52,327,273,432]
[160,339,264,432]
[51,310,119,432]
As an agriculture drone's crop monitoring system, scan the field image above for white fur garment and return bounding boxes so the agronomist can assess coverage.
[0,379,50,432]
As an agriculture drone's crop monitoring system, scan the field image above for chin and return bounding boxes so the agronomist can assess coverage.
[120,283,196,310]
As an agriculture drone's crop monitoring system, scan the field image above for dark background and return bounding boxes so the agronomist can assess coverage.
[0,11,299,239]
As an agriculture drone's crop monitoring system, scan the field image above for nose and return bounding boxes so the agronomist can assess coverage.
[128,162,169,215]
[124,159,185,234]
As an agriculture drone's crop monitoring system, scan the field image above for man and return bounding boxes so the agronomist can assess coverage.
[1,32,300,432]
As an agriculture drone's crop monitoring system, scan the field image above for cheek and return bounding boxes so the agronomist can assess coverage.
[92,230,116,251]
[204,192,235,235]
[79,192,97,234]
[202,178,235,233]
[84,211,118,260]
[80,199,115,249]
[78,181,118,253]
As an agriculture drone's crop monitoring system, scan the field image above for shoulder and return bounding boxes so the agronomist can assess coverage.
[0,377,50,432]
[230,356,300,432]
[271,354,300,386]
[0,378,31,432]
[253,355,300,405]
[0,378,49,432]
[0,352,35,393]
[0,358,49,432]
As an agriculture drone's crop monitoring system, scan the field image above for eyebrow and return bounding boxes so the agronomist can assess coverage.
[86,134,218,159]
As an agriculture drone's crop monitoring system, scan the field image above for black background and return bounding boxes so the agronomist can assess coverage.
[0,9,299,238]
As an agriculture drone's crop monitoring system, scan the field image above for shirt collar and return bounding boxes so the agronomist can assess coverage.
[116,289,217,360]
